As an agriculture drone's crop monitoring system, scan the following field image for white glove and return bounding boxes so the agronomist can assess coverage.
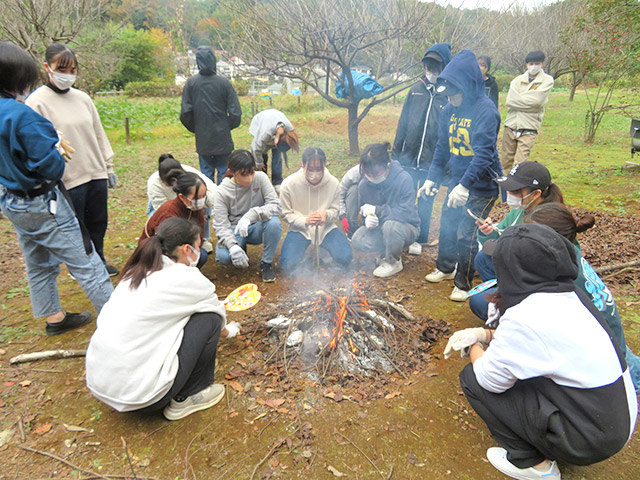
[417,180,438,199]
[234,215,251,237]
[365,214,379,230]
[443,327,488,359]
[225,321,241,339]
[447,184,470,208]
[360,204,377,218]
[229,244,249,268]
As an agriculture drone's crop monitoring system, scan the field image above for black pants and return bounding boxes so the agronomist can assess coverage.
[436,190,496,291]
[139,312,223,412]
[67,179,108,262]
[405,167,435,244]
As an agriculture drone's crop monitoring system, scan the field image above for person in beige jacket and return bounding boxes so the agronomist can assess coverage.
[502,50,554,172]
[279,148,353,274]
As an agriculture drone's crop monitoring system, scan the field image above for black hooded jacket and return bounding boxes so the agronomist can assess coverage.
[180,46,242,156]
[484,73,499,109]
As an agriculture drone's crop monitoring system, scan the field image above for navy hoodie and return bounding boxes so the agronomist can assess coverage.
[358,160,419,227]
[427,49,502,197]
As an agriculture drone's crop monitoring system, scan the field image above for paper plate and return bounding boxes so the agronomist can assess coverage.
[465,279,498,299]
[224,283,261,311]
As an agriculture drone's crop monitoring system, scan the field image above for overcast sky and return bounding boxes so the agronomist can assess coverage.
[433,0,558,11]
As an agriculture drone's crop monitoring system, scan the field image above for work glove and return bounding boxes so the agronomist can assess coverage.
[108,173,117,189]
[447,184,470,208]
[55,130,75,161]
[443,327,489,359]
[417,180,438,199]
[340,216,350,235]
[365,214,379,230]
[229,244,249,268]
[234,215,251,237]
[360,204,377,218]
[225,321,241,339]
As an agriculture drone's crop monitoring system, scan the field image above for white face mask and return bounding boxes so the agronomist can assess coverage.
[187,197,206,211]
[187,245,199,267]
[527,65,542,77]
[506,191,535,210]
[425,71,438,84]
[365,173,387,185]
[449,92,463,107]
[49,70,76,90]
[305,170,323,185]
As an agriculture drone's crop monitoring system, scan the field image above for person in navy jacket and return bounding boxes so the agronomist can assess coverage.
[423,49,502,302]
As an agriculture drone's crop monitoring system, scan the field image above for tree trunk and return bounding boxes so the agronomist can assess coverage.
[347,102,360,155]
[569,83,577,102]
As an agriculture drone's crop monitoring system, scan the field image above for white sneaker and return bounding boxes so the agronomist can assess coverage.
[201,240,213,253]
[486,447,561,480]
[373,259,403,278]
[163,383,225,421]
[408,242,422,255]
[449,286,469,302]
[425,268,456,283]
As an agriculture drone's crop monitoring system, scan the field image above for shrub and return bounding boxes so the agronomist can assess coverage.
[125,80,182,98]
[233,79,249,96]
[494,74,516,92]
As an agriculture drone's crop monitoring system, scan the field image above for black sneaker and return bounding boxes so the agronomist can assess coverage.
[106,264,119,277]
[260,261,276,283]
[45,312,93,336]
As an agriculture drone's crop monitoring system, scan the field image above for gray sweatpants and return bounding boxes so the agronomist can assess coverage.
[351,220,418,262]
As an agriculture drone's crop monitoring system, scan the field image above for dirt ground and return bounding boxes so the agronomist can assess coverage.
[1,186,639,480]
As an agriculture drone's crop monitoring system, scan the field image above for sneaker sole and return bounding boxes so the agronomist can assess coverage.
[425,274,455,283]
[448,295,468,302]
[163,388,225,421]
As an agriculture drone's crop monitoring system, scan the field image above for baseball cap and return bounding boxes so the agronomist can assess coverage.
[435,78,460,97]
[494,161,551,192]
[422,51,443,64]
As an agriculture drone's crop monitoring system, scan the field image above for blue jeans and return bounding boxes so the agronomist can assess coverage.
[474,250,496,282]
[0,185,113,317]
[147,201,211,240]
[215,216,282,265]
[280,229,353,273]
[199,154,229,185]
[468,286,497,322]
[263,142,290,186]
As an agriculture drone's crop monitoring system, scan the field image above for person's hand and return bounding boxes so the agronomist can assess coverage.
[365,214,379,230]
[447,184,470,208]
[55,131,75,161]
[341,216,350,234]
[307,210,327,226]
[108,173,117,189]
[417,180,438,199]
[360,204,376,218]
[234,215,251,237]
[443,327,489,359]
[229,244,249,268]
[224,321,241,339]
[477,217,494,235]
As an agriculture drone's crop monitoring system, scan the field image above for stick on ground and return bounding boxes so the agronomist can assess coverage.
[10,349,86,365]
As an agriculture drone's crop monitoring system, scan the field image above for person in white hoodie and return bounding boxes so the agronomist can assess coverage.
[444,224,637,480]
[279,147,353,273]
[213,149,282,282]
[86,217,240,420]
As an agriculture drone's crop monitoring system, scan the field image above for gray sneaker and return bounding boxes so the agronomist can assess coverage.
[163,383,225,421]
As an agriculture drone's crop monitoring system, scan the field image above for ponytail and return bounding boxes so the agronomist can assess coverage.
[524,203,595,244]
[539,183,564,205]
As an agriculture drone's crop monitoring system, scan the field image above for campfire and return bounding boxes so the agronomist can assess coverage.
[261,282,448,383]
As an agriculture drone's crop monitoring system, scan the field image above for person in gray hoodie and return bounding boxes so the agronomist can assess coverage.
[212,149,282,282]
[180,46,242,185]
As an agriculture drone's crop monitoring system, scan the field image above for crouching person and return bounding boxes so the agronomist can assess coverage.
[86,218,241,420]
[280,147,353,274]
[351,143,419,278]
[213,149,282,283]
[444,224,637,480]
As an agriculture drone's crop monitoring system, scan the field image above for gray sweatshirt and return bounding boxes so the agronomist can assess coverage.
[338,165,362,218]
[213,171,282,249]
[249,109,294,167]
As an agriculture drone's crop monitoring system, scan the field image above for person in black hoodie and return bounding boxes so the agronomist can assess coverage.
[351,143,420,278]
[444,224,637,480]
[180,46,242,185]
[423,49,503,302]
[478,55,499,108]
[392,42,451,254]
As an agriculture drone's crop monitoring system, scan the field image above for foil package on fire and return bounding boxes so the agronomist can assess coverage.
[266,316,292,329]
[286,330,304,347]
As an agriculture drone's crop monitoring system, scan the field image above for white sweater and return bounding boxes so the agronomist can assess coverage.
[85,256,226,411]
[147,164,217,211]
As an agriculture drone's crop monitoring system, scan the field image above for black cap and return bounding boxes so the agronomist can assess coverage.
[435,78,459,97]
[494,161,551,192]
[422,51,443,64]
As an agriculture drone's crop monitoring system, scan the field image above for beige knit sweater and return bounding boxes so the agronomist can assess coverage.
[26,86,114,190]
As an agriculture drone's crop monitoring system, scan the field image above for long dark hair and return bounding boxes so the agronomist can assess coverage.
[173,172,204,198]
[0,42,40,94]
[45,42,77,70]
[536,182,564,205]
[121,217,201,290]
[225,149,256,177]
[359,142,391,176]
[524,203,595,244]
[158,153,185,186]
[302,147,326,166]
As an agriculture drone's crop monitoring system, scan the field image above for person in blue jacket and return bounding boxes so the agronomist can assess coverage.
[423,49,503,302]
[0,42,113,336]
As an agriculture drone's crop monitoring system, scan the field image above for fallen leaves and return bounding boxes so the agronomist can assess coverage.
[327,465,347,477]
[226,380,244,393]
[32,423,52,436]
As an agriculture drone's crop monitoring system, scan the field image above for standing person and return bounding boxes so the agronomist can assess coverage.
[280,147,353,274]
[86,217,240,420]
[249,109,300,193]
[393,43,451,255]
[502,50,554,172]
[338,165,361,239]
[27,42,119,276]
[351,143,419,278]
[445,224,637,480]
[477,55,499,108]
[0,42,113,335]
[180,46,242,185]
[423,49,502,301]
[213,150,282,282]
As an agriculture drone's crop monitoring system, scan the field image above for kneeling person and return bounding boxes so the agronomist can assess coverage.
[280,147,353,273]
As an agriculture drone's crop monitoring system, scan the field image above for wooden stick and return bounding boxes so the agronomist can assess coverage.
[368,299,415,322]
[314,226,320,270]
[249,438,287,480]
[121,437,138,480]
[335,432,386,479]
[10,349,86,364]
[16,445,111,480]
[595,260,640,274]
